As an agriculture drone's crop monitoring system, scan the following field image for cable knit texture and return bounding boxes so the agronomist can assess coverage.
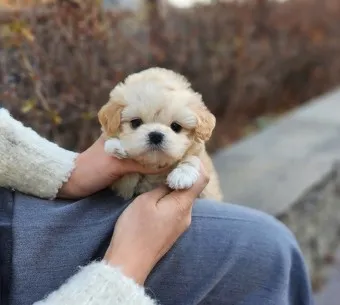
[34,262,157,305]
[0,108,77,198]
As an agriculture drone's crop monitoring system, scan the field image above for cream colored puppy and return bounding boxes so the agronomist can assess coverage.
[98,67,222,201]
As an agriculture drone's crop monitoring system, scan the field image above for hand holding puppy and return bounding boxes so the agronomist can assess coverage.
[58,135,167,199]
[104,162,210,285]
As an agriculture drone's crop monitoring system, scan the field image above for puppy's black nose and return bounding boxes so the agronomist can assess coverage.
[148,131,164,145]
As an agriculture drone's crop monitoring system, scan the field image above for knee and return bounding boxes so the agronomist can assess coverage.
[230,205,304,275]
[193,201,309,287]
[209,203,311,302]
[240,212,303,274]
[193,200,301,255]
[195,200,301,258]
[229,209,312,303]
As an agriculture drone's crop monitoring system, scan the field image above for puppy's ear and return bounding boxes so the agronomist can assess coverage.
[188,93,216,142]
[98,87,125,136]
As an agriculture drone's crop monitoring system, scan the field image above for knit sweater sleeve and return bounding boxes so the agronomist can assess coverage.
[0,108,77,198]
[0,109,158,305]
[34,262,157,305]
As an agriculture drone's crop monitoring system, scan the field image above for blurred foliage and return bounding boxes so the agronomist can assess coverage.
[1,0,340,152]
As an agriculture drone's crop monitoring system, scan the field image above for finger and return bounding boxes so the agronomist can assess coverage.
[116,159,147,175]
[139,185,171,203]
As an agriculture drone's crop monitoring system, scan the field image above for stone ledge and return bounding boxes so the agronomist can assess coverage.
[213,88,340,216]
[278,163,340,288]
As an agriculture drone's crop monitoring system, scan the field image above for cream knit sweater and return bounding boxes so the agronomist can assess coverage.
[0,109,157,305]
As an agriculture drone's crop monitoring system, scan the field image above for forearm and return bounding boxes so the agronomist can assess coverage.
[33,262,157,305]
[0,109,78,198]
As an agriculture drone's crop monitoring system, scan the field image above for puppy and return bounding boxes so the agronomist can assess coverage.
[98,67,223,201]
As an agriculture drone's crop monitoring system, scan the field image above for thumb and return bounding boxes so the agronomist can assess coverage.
[139,185,171,203]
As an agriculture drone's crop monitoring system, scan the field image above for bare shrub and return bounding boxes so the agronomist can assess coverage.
[1,0,340,152]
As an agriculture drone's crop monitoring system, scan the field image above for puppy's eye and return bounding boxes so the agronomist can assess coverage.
[130,118,143,129]
[170,122,182,133]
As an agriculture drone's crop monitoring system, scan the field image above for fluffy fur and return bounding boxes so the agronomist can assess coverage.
[98,67,222,201]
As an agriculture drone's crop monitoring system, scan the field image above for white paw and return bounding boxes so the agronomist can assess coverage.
[104,138,127,159]
[167,163,199,190]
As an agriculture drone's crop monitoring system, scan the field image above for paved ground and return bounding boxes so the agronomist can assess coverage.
[314,245,340,305]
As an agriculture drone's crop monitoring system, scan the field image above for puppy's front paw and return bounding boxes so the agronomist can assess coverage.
[167,163,200,190]
[104,138,127,159]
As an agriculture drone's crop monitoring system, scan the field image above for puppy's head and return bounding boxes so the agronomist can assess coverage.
[98,67,215,167]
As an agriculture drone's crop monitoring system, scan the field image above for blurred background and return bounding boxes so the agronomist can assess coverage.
[1,0,340,152]
[1,0,340,303]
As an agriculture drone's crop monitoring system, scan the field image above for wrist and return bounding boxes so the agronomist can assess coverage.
[58,154,84,199]
[59,137,124,198]
[103,250,153,285]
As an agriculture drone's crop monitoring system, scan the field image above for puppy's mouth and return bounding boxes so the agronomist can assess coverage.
[146,143,169,157]
[148,145,163,151]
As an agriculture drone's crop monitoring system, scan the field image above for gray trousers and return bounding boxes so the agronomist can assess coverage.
[0,188,313,305]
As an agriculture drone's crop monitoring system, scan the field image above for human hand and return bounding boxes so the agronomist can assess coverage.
[58,135,166,199]
[103,163,209,285]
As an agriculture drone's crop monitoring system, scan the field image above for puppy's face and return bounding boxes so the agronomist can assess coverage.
[98,68,216,167]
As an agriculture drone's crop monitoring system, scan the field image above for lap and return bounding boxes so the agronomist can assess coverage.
[147,201,306,305]
[4,189,311,305]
